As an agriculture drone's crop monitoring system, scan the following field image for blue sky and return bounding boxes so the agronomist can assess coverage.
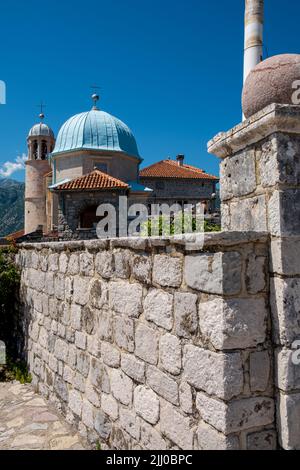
[0,0,299,182]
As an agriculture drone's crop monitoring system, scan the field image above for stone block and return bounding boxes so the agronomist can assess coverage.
[246,254,267,294]
[119,407,140,440]
[76,351,90,378]
[278,392,300,450]
[220,150,256,201]
[146,366,179,405]
[132,255,152,284]
[73,276,90,306]
[121,353,145,383]
[82,400,94,429]
[196,421,240,450]
[230,195,267,231]
[134,386,160,424]
[159,333,181,375]
[101,342,120,368]
[135,324,159,365]
[199,298,267,350]
[101,393,119,421]
[183,345,243,400]
[184,252,242,295]
[90,358,110,393]
[69,389,83,417]
[68,254,79,275]
[144,289,173,331]
[270,277,300,345]
[249,351,270,392]
[247,430,277,450]
[89,279,107,310]
[276,348,300,392]
[80,252,94,276]
[153,255,183,287]
[95,251,114,279]
[113,250,131,279]
[268,190,300,237]
[75,331,87,350]
[110,369,133,406]
[94,410,112,440]
[160,402,194,450]
[196,393,274,434]
[114,315,135,352]
[270,238,300,276]
[54,338,68,362]
[174,292,198,339]
[140,422,167,450]
[179,382,193,415]
[109,281,143,318]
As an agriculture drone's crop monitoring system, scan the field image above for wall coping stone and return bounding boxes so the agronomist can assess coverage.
[207,104,300,158]
[19,232,269,252]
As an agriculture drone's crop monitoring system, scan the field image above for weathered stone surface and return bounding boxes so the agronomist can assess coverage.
[246,254,266,294]
[68,254,79,275]
[196,393,274,434]
[110,369,133,406]
[230,195,267,232]
[140,421,167,450]
[183,345,243,400]
[270,190,300,237]
[54,339,68,362]
[94,410,112,440]
[146,366,179,405]
[220,150,256,201]
[114,315,135,352]
[270,277,300,345]
[144,289,173,331]
[134,386,160,424]
[113,250,131,279]
[97,308,113,341]
[132,255,152,284]
[153,255,183,287]
[135,324,159,365]
[95,251,114,279]
[247,430,277,450]
[68,389,83,417]
[101,393,119,421]
[159,334,181,375]
[90,359,110,393]
[76,351,90,378]
[160,402,193,450]
[250,351,270,392]
[73,277,90,306]
[119,407,140,440]
[81,306,95,335]
[80,252,94,276]
[75,331,87,350]
[278,392,300,450]
[270,238,300,276]
[196,421,239,450]
[179,382,193,415]
[109,281,143,318]
[101,342,120,368]
[174,292,198,339]
[89,279,107,310]
[121,353,145,383]
[199,298,267,350]
[184,252,242,295]
[82,400,94,429]
[276,348,300,392]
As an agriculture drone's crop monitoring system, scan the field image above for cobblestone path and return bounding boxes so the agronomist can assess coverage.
[0,382,89,450]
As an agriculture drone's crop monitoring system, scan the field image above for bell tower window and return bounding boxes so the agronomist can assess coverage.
[33,140,38,160]
[41,140,48,160]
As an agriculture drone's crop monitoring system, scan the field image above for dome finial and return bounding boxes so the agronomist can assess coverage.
[90,85,101,110]
[37,101,46,121]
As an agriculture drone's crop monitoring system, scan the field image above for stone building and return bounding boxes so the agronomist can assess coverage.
[24,96,218,239]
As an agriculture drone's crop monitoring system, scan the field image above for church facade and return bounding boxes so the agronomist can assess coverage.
[24,96,218,239]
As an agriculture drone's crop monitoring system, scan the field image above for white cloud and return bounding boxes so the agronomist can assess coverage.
[0,154,27,178]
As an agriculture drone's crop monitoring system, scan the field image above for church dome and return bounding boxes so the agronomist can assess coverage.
[28,122,54,138]
[52,108,140,159]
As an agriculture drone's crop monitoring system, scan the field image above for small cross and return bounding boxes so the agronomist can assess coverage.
[37,101,46,119]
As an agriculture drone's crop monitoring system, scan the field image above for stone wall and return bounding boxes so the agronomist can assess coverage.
[16,233,276,450]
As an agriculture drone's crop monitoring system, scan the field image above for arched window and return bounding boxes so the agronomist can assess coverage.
[33,140,38,159]
[41,140,48,160]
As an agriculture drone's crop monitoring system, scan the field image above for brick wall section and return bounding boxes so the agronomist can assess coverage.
[16,233,276,450]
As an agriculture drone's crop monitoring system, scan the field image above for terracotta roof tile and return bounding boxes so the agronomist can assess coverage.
[53,169,129,191]
[139,160,218,180]
[6,229,25,240]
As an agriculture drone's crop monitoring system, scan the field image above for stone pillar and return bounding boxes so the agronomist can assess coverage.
[208,103,300,450]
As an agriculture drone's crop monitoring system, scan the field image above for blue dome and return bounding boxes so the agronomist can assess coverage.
[52,109,140,158]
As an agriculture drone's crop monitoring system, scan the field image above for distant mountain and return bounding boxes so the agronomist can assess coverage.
[0,178,25,237]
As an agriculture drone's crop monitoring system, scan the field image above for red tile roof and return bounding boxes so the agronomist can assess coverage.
[6,229,25,241]
[53,169,129,191]
[140,160,218,180]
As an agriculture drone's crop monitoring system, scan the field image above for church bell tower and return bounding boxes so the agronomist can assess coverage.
[24,112,55,234]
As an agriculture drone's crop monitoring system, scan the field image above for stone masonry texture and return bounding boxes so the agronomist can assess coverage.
[16,232,274,450]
